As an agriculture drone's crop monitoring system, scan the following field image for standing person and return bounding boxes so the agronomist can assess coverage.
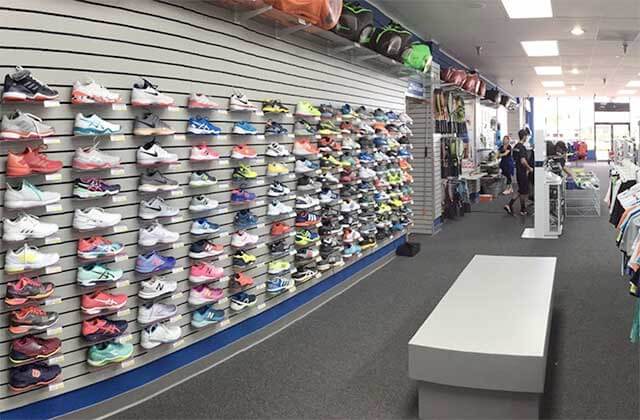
[499,135,514,195]
[504,129,533,216]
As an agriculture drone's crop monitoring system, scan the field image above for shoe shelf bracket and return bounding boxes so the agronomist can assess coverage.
[233,5,273,23]
[276,21,313,39]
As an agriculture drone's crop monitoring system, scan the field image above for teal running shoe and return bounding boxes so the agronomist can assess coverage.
[77,264,123,287]
[191,304,225,328]
[87,342,133,367]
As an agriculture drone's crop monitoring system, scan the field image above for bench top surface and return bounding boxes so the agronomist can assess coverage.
[409,255,556,358]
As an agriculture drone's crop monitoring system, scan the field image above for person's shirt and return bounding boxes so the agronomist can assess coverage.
[512,142,528,172]
[499,144,513,165]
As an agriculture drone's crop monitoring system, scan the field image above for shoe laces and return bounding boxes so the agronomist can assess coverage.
[18,276,41,289]
[24,305,46,316]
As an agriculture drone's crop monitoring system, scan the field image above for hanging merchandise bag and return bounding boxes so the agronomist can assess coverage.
[265,0,343,30]
[401,43,432,73]
[462,72,480,94]
[369,22,413,60]
[333,2,374,43]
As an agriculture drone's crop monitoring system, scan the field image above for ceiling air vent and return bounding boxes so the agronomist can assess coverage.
[595,29,640,42]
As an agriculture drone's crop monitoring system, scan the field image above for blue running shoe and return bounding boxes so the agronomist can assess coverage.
[232,121,257,135]
[231,189,256,203]
[340,104,354,118]
[234,209,258,229]
[386,111,399,121]
[358,152,374,162]
[392,222,404,232]
[191,218,220,235]
[191,304,225,328]
[135,251,176,274]
[266,277,292,293]
[373,137,388,148]
[188,116,221,135]
[230,292,257,311]
[398,148,411,158]
[264,120,288,135]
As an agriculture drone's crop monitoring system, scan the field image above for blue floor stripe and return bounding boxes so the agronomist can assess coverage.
[3,236,404,419]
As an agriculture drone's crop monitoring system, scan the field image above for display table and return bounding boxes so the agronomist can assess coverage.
[408,255,556,419]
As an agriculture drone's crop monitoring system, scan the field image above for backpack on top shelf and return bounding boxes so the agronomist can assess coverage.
[333,2,374,44]
[401,43,432,73]
[368,22,413,60]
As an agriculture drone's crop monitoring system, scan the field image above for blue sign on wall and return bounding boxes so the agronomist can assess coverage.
[406,79,425,99]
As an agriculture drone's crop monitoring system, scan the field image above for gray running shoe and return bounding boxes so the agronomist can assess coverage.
[139,169,179,192]
[133,112,175,136]
[189,195,219,212]
[10,306,59,334]
[1,111,55,139]
[189,171,217,187]
[3,66,59,101]
[137,302,177,324]
[139,196,179,219]
[293,119,316,136]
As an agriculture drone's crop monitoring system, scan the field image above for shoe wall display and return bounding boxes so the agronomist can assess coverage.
[0,8,414,412]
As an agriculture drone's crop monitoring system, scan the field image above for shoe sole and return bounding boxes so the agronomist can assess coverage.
[232,128,257,135]
[9,373,62,392]
[3,91,58,101]
[5,197,60,209]
[9,319,57,334]
[87,353,133,367]
[5,261,57,274]
[189,181,217,188]
[81,303,126,315]
[137,158,179,166]
[73,161,118,170]
[133,128,176,136]
[231,152,258,160]
[230,300,256,311]
[131,99,174,107]
[4,289,54,305]
[9,346,61,365]
[73,128,118,137]
[138,184,180,193]
[191,319,223,328]
[188,128,220,135]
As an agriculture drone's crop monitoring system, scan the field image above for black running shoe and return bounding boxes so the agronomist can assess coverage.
[3,66,58,102]
[269,239,290,257]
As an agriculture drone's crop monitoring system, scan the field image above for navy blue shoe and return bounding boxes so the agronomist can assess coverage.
[9,362,62,391]
[234,209,258,229]
[264,120,288,135]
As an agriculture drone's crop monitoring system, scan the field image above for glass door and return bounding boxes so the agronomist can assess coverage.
[613,123,630,140]
[595,123,613,161]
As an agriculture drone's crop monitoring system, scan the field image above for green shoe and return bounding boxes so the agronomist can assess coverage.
[267,259,291,275]
[87,342,133,367]
[77,264,123,286]
[295,101,321,117]
[233,163,257,180]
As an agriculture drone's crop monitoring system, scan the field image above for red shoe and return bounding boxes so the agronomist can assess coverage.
[270,222,291,236]
[340,170,354,183]
[81,291,127,315]
[82,317,127,341]
[9,336,62,364]
[340,121,353,133]
[232,272,254,287]
[6,152,32,177]
[21,146,63,174]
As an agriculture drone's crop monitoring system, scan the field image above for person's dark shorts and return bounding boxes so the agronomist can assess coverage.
[516,171,529,195]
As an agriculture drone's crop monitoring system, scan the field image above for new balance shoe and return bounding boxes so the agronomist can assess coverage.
[73,208,121,230]
[188,93,220,109]
[295,159,319,173]
[234,209,258,229]
[137,140,178,165]
[340,104,354,119]
[266,277,292,293]
[72,80,121,104]
[293,139,319,156]
[77,264,123,286]
[187,116,221,135]
[189,261,224,283]
[231,230,259,248]
[233,163,258,180]
[267,162,289,176]
[81,291,127,315]
[295,195,319,209]
[139,196,179,219]
[296,211,321,228]
[270,222,292,236]
[139,169,179,192]
[269,239,291,257]
[266,142,290,157]
[191,305,225,327]
[264,120,288,135]
[9,336,61,365]
[231,144,258,159]
[3,66,58,101]
[295,229,319,246]
[189,240,224,259]
[9,363,62,392]
[231,188,256,203]
[295,101,321,117]
[294,119,317,136]
[232,121,257,135]
[319,188,339,204]
[82,318,127,342]
[5,180,60,209]
[135,251,176,274]
[73,178,121,199]
[3,213,58,242]
[296,247,319,261]
[229,90,257,111]
[268,181,290,197]
[131,78,174,106]
[140,324,182,349]
[191,218,220,235]
[1,111,54,139]
[189,195,219,212]
[78,236,124,259]
[139,221,179,246]
[190,143,220,161]
[188,284,224,305]
[230,292,257,311]
[268,200,293,216]
[137,302,178,324]
[73,144,121,170]
[9,306,58,334]
[189,171,217,187]
[4,277,54,306]
[262,99,289,114]
[133,113,175,136]
[138,276,178,299]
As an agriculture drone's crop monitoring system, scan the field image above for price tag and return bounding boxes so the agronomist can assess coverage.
[169,314,182,323]
[218,297,229,305]
[257,303,266,310]
[219,319,230,327]
[256,179,265,185]
[288,174,296,179]
[172,338,185,348]
[48,355,64,365]
[315,256,322,262]
[256,111,264,116]
[110,134,125,142]
[288,212,296,217]
[170,216,184,223]
[218,255,229,261]
[257,223,266,229]
[112,103,128,111]
[257,135,265,140]
[46,204,62,213]
[117,308,130,317]
[217,183,229,189]
[170,190,184,197]
[112,195,127,203]
[113,225,128,233]
[167,106,180,112]
[46,327,63,336]
[169,163,182,170]
[218,160,229,166]
[315,273,322,279]
[256,243,265,249]
[115,280,130,288]
[43,100,60,108]
[121,359,135,368]
[111,168,126,176]
[171,266,184,274]
[115,254,128,262]
[289,250,296,256]
[289,231,296,237]
[117,334,132,344]
[288,133,295,138]
[45,266,62,274]
[171,292,184,300]
[256,262,265,268]
[45,297,62,306]
[45,236,61,245]
[48,382,65,392]
[172,242,185,249]
[44,173,62,181]
[256,283,266,291]
[43,137,61,145]
[173,134,186,141]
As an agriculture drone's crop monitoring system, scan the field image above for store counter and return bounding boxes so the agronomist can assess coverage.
[408,255,556,419]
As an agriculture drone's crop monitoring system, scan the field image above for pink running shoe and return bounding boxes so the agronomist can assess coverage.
[189,261,224,283]
[190,144,220,161]
[188,284,224,305]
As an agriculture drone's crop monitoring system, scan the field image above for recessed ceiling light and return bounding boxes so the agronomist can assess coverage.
[570,68,580,75]
[626,80,640,87]
[618,89,636,95]
[571,25,584,36]
[571,86,577,91]
[521,41,559,57]
[534,66,562,75]
[542,81,565,87]
[501,0,552,18]
[547,90,566,95]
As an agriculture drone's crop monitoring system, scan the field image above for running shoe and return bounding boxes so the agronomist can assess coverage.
[231,144,258,159]
[190,144,220,161]
[231,188,256,203]
[293,139,319,156]
[232,121,257,135]
[267,162,289,176]
[266,277,292,293]
[188,93,220,109]
[77,236,124,259]
[188,284,224,305]
[295,159,319,173]
[317,120,339,135]
[295,229,319,246]
[340,121,353,133]
[138,302,178,324]
[230,230,259,248]
[295,195,319,209]
[296,175,317,191]
[295,101,321,117]
[3,66,58,101]
[82,318,128,342]
[229,90,257,111]
[4,277,54,306]
[137,140,179,166]
[1,111,54,139]
[73,177,121,199]
[294,119,317,136]
[319,188,339,203]
[270,222,292,236]
[187,116,221,135]
[232,250,256,267]
[2,213,58,242]
[191,218,220,235]
[81,291,127,315]
[189,171,217,187]
[233,163,258,180]
[77,264,123,286]
[267,259,290,275]
[318,104,335,119]
[269,239,291,257]
[74,113,121,136]
[230,292,257,311]
[138,276,178,299]
[267,200,293,216]
[191,305,225,327]
[9,306,58,334]
[139,221,179,246]
[133,113,175,136]
[231,272,254,287]
[73,144,121,170]
[234,209,258,229]
[135,251,176,274]
[5,244,59,274]
[340,104,354,119]
[72,80,121,104]
[293,268,318,283]
[189,239,224,259]
[88,342,133,366]
[189,195,219,212]
[266,142,290,157]
[73,207,122,230]
[262,99,289,114]
[131,78,174,107]
[139,196,179,219]
[359,236,377,250]
[264,120,288,135]
[9,363,62,392]
[6,146,62,177]
[141,323,182,349]
[189,261,224,283]
[268,181,290,196]
[9,336,61,365]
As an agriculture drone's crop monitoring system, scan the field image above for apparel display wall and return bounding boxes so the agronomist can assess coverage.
[0,0,414,412]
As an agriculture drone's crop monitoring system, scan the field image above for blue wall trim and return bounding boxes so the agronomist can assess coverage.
[3,236,405,420]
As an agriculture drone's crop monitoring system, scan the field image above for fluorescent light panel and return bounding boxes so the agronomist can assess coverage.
[534,66,562,75]
[501,0,552,18]
[627,80,640,87]
[547,90,566,95]
[542,80,565,87]
[618,90,636,95]
[521,41,559,57]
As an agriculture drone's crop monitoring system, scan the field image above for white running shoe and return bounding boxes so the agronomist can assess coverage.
[139,197,179,220]
[4,180,60,209]
[268,200,293,216]
[189,195,219,212]
[73,113,121,136]
[3,213,59,241]
[228,90,257,111]
[73,207,122,230]
[72,144,121,170]
[295,195,319,209]
[188,93,220,109]
[131,78,174,107]
[266,142,290,157]
[139,221,180,246]
[230,231,259,248]
[5,244,59,273]
[137,302,178,324]
[138,276,177,299]
[141,323,182,349]
[137,140,178,165]
[72,80,122,104]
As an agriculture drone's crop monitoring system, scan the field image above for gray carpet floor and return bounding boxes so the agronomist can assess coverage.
[114,163,638,419]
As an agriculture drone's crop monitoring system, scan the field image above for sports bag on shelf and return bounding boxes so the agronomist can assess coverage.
[265,0,343,30]
[462,72,480,94]
[333,2,374,43]
[440,68,467,86]
[477,79,486,97]
[369,22,413,60]
[402,43,432,73]
[485,88,502,104]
